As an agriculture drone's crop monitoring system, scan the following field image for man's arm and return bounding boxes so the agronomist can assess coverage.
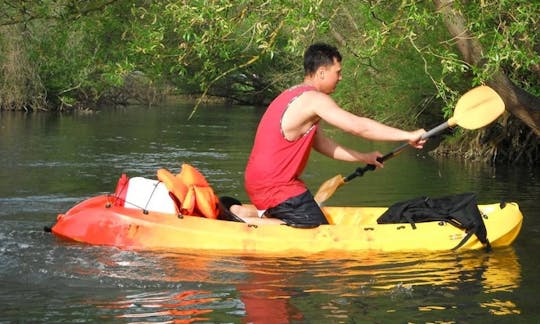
[312,129,384,167]
[308,92,424,144]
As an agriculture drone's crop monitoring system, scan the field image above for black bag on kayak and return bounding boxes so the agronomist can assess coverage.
[377,192,490,251]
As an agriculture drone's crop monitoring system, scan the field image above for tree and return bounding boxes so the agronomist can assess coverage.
[125,0,328,112]
[1,0,537,163]
[317,0,539,163]
[429,0,540,163]
[434,0,540,135]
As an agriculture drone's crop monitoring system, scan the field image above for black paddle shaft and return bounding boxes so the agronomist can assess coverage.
[344,143,409,181]
[343,121,450,182]
[343,157,383,182]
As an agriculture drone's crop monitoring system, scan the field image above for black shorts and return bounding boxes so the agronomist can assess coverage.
[265,190,329,226]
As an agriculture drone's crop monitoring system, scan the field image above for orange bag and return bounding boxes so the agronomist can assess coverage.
[157,164,219,219]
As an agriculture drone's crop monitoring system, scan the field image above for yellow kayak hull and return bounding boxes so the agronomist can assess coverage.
[52,195,522,254]
[52,195,523,253]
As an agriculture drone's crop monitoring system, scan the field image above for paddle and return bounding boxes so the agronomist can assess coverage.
[314,85,506,204]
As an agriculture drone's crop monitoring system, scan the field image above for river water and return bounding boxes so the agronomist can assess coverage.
[1,102,539,323]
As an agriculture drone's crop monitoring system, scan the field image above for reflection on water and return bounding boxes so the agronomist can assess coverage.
[100,290,217,323]
[480,300,521,316]
[47,246,520,323]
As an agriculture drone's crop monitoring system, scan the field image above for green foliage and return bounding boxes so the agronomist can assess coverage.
[399,1,540,112]
[463,1,540,95]
[124,0,328,101]
[317,1,447,125]
[1,0,538,127]
[20,1,136,108]
[0,25,46,110]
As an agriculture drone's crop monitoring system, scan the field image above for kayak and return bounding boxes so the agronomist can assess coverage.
[51,194,522,253]
[51,180,523,254]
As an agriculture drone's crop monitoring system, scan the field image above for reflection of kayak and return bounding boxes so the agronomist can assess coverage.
[368,247,521,292]
[149,247,521,294]
[88,247,521,322]
[51,179,523,254]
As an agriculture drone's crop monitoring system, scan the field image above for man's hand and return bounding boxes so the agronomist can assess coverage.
[362,151,384,168]
[408,129,427,149]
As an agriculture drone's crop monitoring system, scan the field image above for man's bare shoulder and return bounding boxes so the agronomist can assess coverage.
[296,89,335,106]
[299,90,342,115]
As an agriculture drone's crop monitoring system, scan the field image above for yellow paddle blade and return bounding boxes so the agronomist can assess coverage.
[314,175,345,204]
[450,86,505,129]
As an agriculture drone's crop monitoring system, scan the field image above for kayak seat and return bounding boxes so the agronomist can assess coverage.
[218,196,245,222]
[157,164,220,219]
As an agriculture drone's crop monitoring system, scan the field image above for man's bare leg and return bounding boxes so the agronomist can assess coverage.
[230,204,284,225]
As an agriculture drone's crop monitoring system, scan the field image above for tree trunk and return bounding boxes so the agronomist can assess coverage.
[433,0,540,136]
[0,25,46,111]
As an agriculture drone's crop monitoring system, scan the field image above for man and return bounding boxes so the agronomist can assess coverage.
[234,43,425,226]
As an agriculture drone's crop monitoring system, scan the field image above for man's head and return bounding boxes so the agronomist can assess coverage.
[303,43,342,76]
[303,43,342,94]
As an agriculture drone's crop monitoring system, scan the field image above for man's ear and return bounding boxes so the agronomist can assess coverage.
[318,68,325,79]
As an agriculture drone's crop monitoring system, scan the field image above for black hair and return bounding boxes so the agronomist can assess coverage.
[303,43,342,76]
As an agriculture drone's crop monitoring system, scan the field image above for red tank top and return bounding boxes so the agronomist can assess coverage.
[245,85,317,209]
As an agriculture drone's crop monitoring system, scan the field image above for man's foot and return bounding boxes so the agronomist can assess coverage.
[218,196,245,222]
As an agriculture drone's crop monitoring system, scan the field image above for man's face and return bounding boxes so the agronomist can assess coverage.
[319,58,342,94]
